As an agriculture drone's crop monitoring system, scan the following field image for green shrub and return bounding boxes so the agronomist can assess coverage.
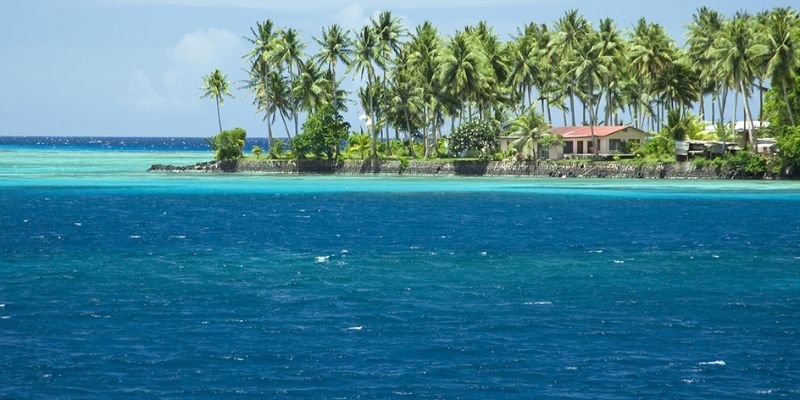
[252,145,263,159]
[637,133,674,162]
[449,119,497,157]
[398,156,409,171]
[292,105,350,159]
[207,127,246,161]
[269,139,285,158]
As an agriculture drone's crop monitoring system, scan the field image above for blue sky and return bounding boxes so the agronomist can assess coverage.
[0,0,793,137]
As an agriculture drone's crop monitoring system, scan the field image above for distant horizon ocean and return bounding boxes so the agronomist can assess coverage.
[1,136,798,398]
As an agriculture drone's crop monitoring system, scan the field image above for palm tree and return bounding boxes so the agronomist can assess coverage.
[595,18,626,125]
[200,69,233,133]
[653,56,700,114]
[271,28,306,137]
[436,31,487,122]
[264,71,294,140]
[315,24,352,109]
[508,26,540,114]
[573,29,610,157]
[244,20,278,147]
[509,107,549,159]
[293,58,329,114]
[372,11,405,155]
[347,133,372,159]
[470,22,511,120]
[550,10,590,126]
[349,25,381,159]
[687,7,725,122]
[390,46,425,158]
[761,7,800,126]
[712,12,760,150]
[629,18,675,130]
[409,21,445,157]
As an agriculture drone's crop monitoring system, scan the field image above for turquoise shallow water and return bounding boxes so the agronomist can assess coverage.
[1,141,799,398]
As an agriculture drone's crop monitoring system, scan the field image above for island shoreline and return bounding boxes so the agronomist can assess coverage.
[148,159,791,180]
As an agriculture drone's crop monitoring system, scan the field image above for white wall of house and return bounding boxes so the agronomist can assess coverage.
[563,128,647,156]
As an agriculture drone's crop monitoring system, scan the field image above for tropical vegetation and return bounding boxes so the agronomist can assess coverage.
[207,128,247,161]
[200,7,800,173]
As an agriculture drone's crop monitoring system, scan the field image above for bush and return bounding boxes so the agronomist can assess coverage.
[292,105,350,159]
[269,139,285,158]
[637,133,674,162]
[252,145,263,159]
[449,119,497,157]
[777,126,800,172]
[207,127,246,161]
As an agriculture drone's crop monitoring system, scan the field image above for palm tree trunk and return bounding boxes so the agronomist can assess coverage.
[280,112,292,141]
[569,82,576,126]
[741,82,757,152]
[783,82,797,126]
[215,95,223,133]
[733,89,738,145]
[383,68,392,157]
[266,110,274,151]
[758,79,764,122]
[404,109,416,158]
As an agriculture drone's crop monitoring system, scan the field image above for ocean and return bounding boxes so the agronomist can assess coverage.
[1,137,798,398]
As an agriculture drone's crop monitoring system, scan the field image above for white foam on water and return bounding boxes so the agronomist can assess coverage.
[340,249,349,254]
[480,251,487,256]
[525,301,552,305]
[613,260,625,264]
[23,219,28,223]
[564,366,578,370]
[315,256,330,263]
[588,250,603,253]
[74,222,82,226]
[170,235,186,239]
[699,360,726,366]
[0,304,5,308]
[347,326,363,331]
[682,379,697,384]
[712,255,720,259]
[756,389,773,395]
[0,316,11,320]
[129,235,141,239]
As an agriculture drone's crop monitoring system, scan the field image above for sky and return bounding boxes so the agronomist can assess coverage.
[0,0,795,137]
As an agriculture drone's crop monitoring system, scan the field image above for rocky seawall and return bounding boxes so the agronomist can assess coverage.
[148,159,779,179]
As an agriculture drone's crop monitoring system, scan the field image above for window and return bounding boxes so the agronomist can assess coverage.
[577,141,584,154]
[563,141,574,154]
[609,139,622,151]
[587,140,594,153]
[538,144,550,160]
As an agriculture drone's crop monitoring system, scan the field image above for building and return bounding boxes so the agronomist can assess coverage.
[553,126,649,158]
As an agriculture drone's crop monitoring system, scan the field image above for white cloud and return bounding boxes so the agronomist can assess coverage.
[125,69,167,111]
[333,2,368,29]
[125,28,246,112]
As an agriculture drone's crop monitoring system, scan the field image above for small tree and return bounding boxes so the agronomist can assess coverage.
[252,145,263,159]
[448,119,498,157]
[200,69,233,133]
[207,127,246,161]
[291,105,350,159]
[269,139,286,158]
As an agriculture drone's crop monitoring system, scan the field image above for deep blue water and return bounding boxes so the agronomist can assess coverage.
[1,137,799,399]
[0,136,271,152]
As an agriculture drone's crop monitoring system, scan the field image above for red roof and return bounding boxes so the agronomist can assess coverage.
[549,126,632,138]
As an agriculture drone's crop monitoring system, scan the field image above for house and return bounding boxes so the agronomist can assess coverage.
[497,135,565,160]
[757,138,779,157]
[553,126,649,158]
